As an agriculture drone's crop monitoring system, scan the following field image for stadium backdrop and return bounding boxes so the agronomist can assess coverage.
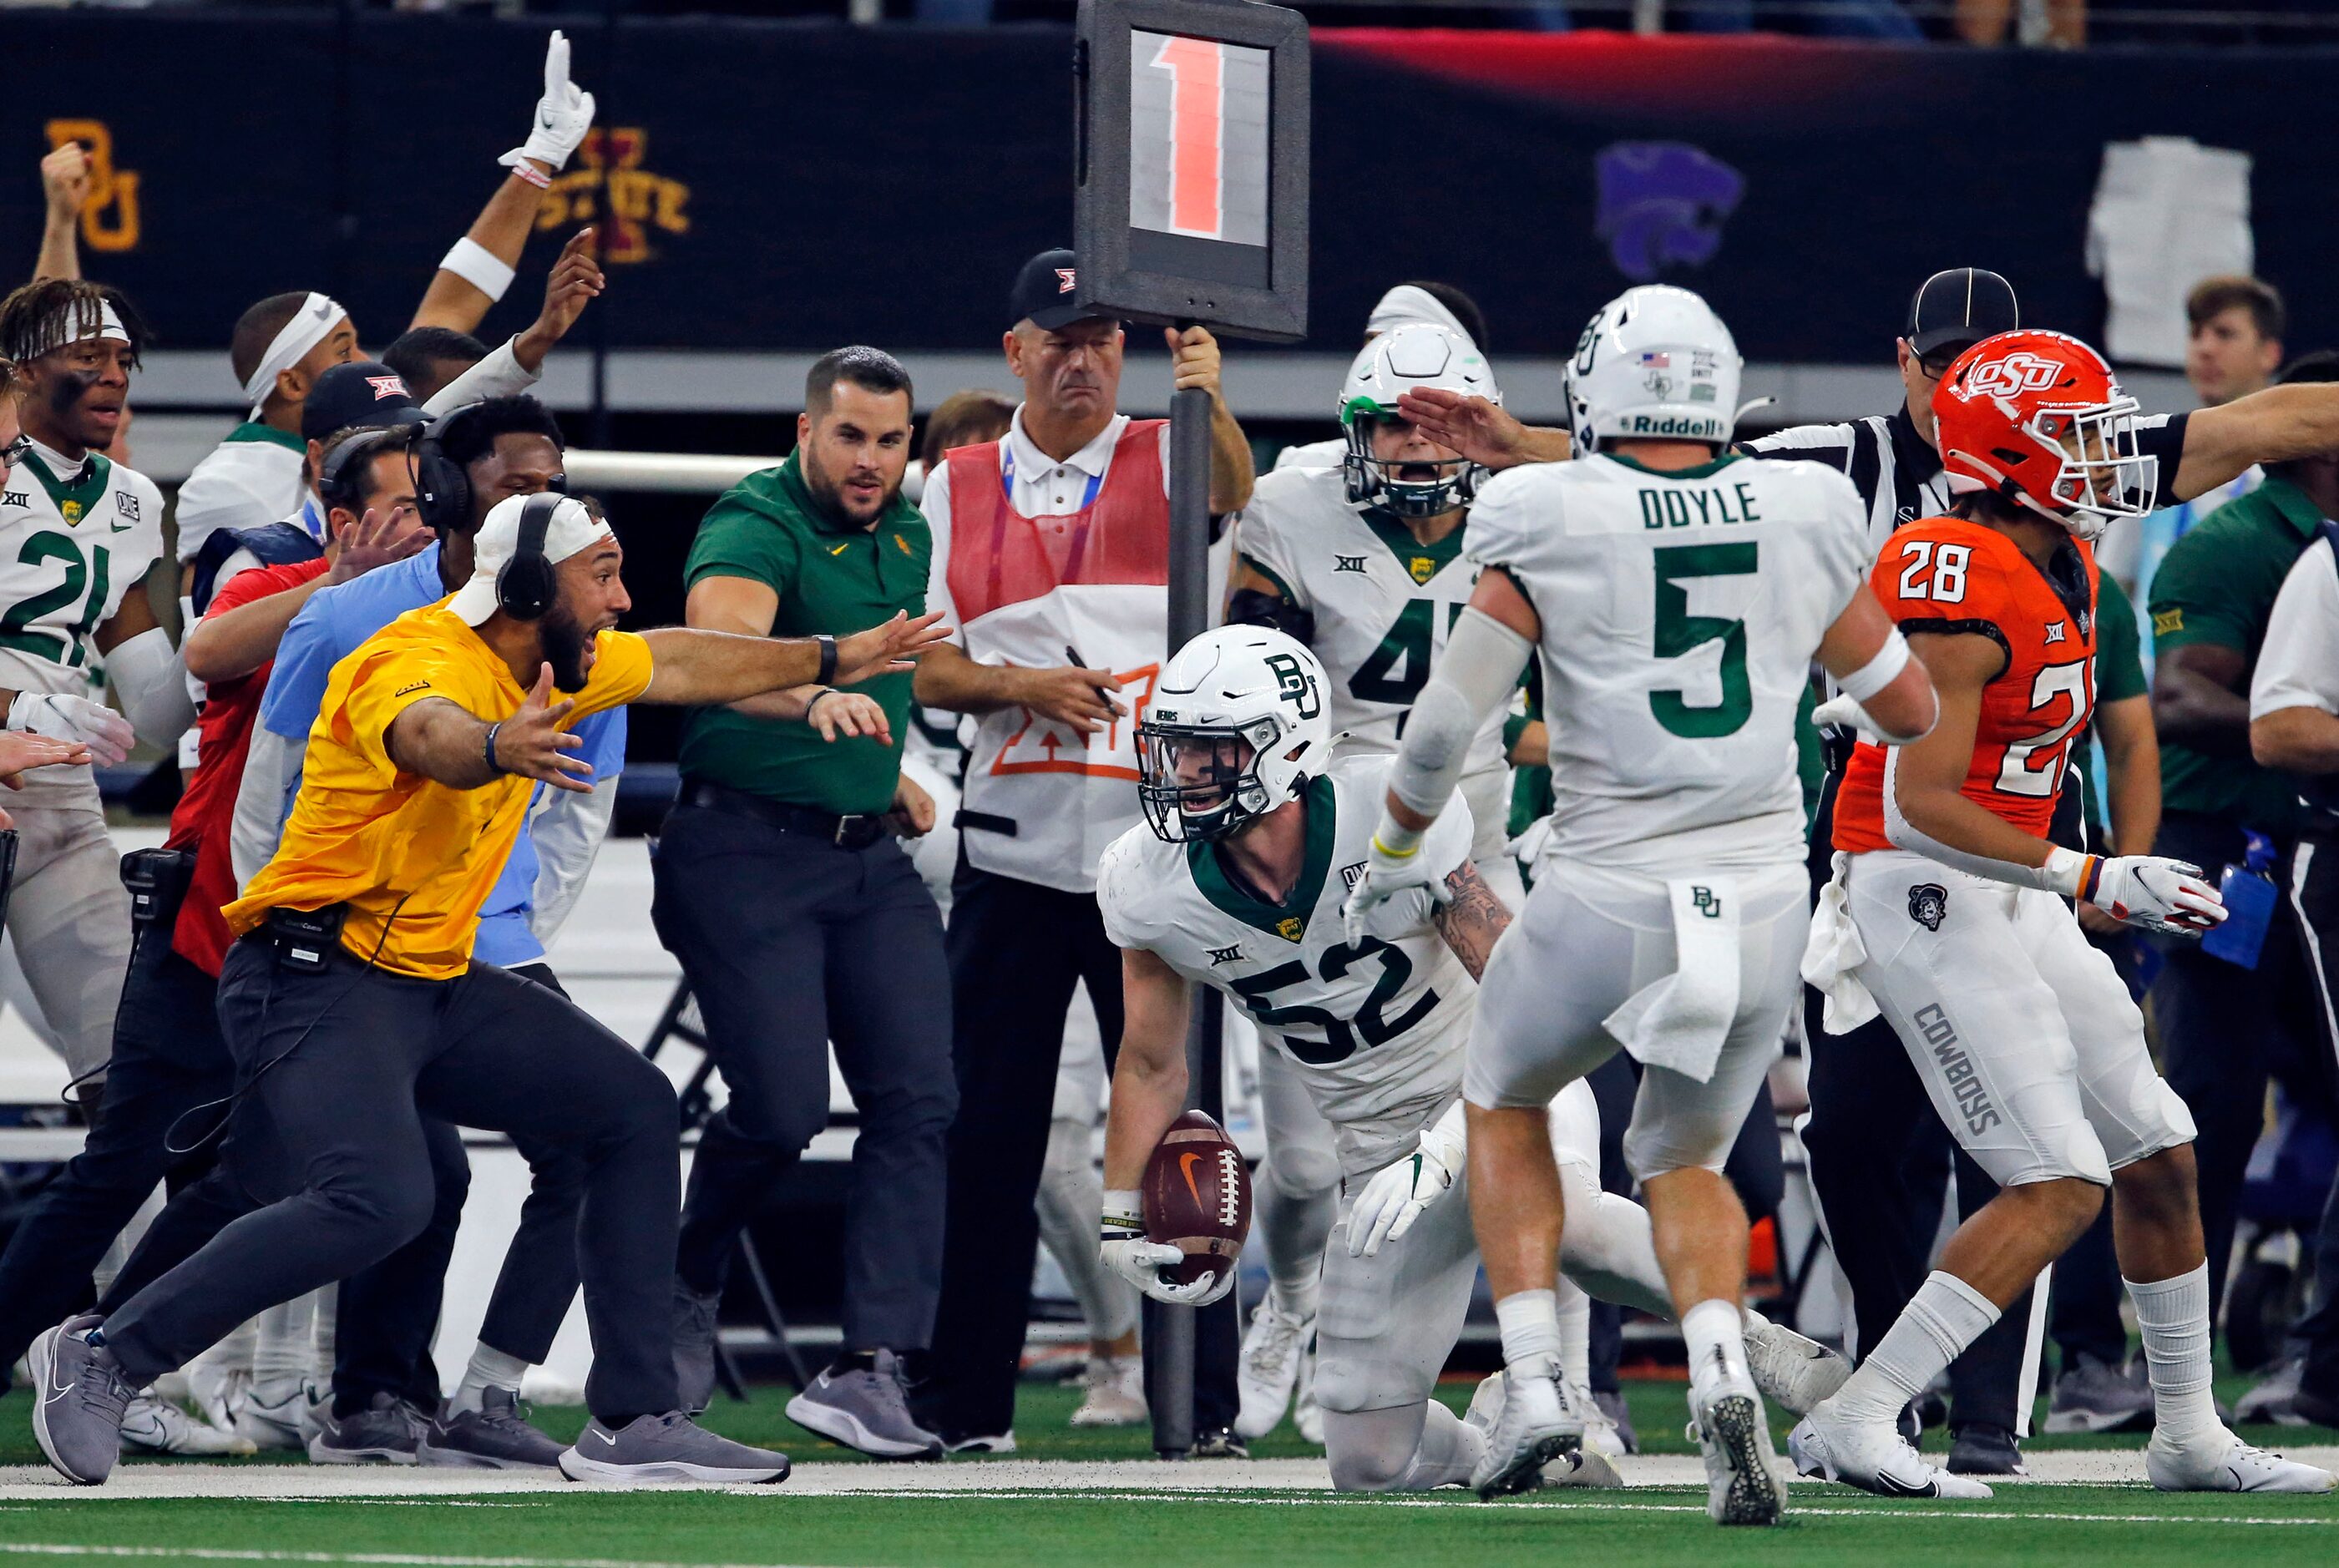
[5,15,2339,367]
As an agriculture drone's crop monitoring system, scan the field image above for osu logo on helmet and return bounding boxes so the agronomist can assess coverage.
[1955,351,2063,403]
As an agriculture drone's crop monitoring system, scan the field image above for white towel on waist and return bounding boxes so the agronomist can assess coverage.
[1602,876,1740,1084]
[1800,851,1880,1034]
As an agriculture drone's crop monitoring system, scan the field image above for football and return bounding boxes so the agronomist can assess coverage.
[1142,1110,1253,1288]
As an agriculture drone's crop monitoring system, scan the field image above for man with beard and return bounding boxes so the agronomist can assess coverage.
[656,346,955,1459]
[24,493,951,1488]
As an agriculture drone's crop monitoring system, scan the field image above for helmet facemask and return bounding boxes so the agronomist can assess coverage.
[1947,395,2158,544]
[1340,408,1479,519]
[1137,719,1286,843]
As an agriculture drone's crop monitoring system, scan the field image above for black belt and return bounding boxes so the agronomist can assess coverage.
[681,781,886,849]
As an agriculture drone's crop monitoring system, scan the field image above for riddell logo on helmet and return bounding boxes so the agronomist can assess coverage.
[1624,412,1724,437]
[1957,352,2063,402]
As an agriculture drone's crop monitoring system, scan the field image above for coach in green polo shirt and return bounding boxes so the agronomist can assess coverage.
[2145,351,2339,1362]
[649,346,955,1461]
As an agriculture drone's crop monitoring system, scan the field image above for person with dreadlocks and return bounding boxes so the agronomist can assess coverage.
[0,277,185,1105]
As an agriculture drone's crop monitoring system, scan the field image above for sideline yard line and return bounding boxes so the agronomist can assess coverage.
[0,1547,841,1568]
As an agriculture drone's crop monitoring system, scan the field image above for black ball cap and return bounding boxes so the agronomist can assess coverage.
[1906,268,2020,361]
[1010,248,1114,331]
[302,361,424,443]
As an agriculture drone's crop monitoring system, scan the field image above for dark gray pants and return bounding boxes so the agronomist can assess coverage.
[651,804,955,1354]
[101,938,681,1426]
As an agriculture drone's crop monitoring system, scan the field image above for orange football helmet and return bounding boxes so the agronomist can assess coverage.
[1933,329,2157,540]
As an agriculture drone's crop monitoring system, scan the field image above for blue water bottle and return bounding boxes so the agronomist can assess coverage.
[2201,829,2278,969]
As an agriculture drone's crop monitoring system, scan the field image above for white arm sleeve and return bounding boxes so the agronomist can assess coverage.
[231,725,296,890]
[106,626,198,749]
[1879,747,2066,893]
[422,336,537,416]
[528,775,617,945]
[1389,606,1534,818]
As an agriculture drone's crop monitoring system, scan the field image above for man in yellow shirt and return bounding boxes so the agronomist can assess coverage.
[26,493,945,1488]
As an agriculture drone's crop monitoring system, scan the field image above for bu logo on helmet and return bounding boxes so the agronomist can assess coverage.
[1958,351,2064,402]
[1263,651,1320,721]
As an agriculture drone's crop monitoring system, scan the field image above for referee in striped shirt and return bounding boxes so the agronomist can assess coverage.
[1746,269,2050,1469]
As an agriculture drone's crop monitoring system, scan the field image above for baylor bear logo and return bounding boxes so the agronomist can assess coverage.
[1691,885,1723,918]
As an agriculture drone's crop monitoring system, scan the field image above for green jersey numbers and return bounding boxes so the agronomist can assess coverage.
[1349,598,1467,712]
[1650,541,1757,738]
[1228,938,1438,1065]
[0,534,114,666]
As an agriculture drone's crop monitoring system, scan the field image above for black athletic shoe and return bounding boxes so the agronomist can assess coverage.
[418,1389,564,1469]
[1947,1423,2028,1476]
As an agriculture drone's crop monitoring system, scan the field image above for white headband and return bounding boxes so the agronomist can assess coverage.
[70,301,129,346]
[241,292,348,415]
[1366,285,1471,346]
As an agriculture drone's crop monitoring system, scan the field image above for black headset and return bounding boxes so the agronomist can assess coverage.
[498,492,565,622]
[412,403,483,534]
[314,427,397,513]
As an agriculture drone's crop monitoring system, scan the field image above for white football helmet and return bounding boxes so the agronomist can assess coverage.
[1137,626,1333,843]
[1339,322,1501,518]
[1566,285,1742,454]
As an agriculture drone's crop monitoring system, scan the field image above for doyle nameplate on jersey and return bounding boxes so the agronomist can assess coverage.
[1072,0,1309,341]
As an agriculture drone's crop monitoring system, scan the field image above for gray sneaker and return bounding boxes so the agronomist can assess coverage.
[2046,1353,2155,1434]
[2237,1356,2311,1427]
[786,1350,943,1459]
[28,1316,133,1485]
[306,1393,425,1465]
[418,1389,565,1469]
[558,1411,790,1485]
[673,1283,722,1417]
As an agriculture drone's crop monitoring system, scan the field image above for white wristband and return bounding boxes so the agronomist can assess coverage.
[438,237,515,303]
[1102,1187,1143,1230]
[1839,628,1911,702]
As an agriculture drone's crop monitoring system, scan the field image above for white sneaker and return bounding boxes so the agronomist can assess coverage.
[233,1375,321,1451]
[1788,1399,1992,1500]
[2148,1430,2337,1494]
[1233,1302,1312,1440]
[1468,1368,1581,1500]
[1574,1378,1628,1459]
[185,1363,249,1434]
[1688,1358,1785,1526]
[1742,1311,1851,1417]
[944,1431,1015,1454]
[120,1392,258,1457]
[1293,1343,1322,1444]
[1068,1355,1147,1428]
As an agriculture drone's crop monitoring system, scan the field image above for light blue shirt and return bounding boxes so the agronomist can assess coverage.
[257,542,627,968]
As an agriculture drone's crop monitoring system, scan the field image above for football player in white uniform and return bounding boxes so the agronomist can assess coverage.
[1345,286,1938,1522]
[1223,323,1536,1443]
[0,281,187,1095]
[1273,283,1489,473]
[1098,626,1849,1493]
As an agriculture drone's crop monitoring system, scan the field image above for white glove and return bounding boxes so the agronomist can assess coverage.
[1101,1189,1234,1306]
[1346,1102,1466,1257]
[9,691,133,767]
[1341,817,1447,944]
[1812,692,1892,746]
[2048,847,2226,936]
[502,30,596,174]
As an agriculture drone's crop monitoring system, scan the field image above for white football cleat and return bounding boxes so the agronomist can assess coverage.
[120,1392,258,1457]
[232,1375,321,1451]
[1742,1310,1851,1417]
[1468,1368,1581,1500]
[1234,1302,1312,1440]
[1068,1354,1146,1429]
[1688,1360,1785,1525]
[1573,1377,1628,1459]
[1789,1400,1992,1500]
[2148,1432,2337,1494]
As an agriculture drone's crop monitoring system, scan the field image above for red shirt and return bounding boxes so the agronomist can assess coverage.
[1835,518,2098,854]
[169,557,332,975]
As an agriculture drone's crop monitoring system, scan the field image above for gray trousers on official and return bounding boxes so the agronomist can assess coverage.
[651,802,957,1353]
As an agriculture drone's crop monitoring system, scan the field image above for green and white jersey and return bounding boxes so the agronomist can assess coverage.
[1468,451,1867,874]
[1098,756,1474,1177]
[0,441,165,699]
[1238,463,1506,773]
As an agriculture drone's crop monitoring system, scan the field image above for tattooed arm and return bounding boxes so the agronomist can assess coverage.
[1430,862,1511,981]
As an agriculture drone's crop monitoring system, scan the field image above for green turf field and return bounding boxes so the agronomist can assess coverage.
[0,1377,2334,1568]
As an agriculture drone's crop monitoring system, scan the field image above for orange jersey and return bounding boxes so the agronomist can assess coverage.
[1835,518,2098,854]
